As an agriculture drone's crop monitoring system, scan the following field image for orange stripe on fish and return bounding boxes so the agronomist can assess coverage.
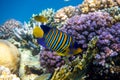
[49,30,58,48]
[53,31,63,51]
[46,29,55,47]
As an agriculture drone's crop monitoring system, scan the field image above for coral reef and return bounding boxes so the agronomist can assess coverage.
[34,73,51,80]
[12,22,39,50]
[54,6,77,28]
[1,0,120,79]
[0,19,39,52]
[59,11,119,66]
[94,22,120,66]
[18,48,43,80]
[0,19,22,39]
[60,11,114,50]
[0,40,20,73]
[100,6,120,22]
[78,0,120,13]
[40,50,65,73]
[51,36,98,80]
[30,8,55,27]
[0,66,20,80]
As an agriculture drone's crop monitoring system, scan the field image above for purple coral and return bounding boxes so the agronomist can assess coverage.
[60,11,120,66]
[94,23,120,65]
[60,12,113,49]
[40,50,65,73]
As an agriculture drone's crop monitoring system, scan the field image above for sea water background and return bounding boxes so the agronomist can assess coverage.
[0,0,83,24]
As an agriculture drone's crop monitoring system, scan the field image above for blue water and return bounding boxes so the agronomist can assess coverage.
[0,0,83,24]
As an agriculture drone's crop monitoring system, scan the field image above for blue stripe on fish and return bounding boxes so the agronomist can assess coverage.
[51,30,60,50]
[55,31,64,51]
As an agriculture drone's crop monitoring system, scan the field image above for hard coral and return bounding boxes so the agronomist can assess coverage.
[40,50,65,73]
[94,22,120,66]
[0,19,22,39]
[54,6,76,28]
[100,6,120,22]
[60,11,120,66]
[78,0,120,13]
[0,40,20,73]
[30,8,55,27]
[0,66,20,80]
[60,11,114,50]
[51,37,98,80]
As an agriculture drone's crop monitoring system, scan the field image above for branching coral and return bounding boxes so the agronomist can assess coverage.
[60,11,120,66]
[78,0,120,13]
[51,36,98,80]
[0,19,22,39]
[30,8,55,27]
[12,22,39,49]
[54,6,77,28]
[60,11,114,50]
[100,6,120,22]
[40,50,65,73]
[94,22,120,66]
[0,66,20,80]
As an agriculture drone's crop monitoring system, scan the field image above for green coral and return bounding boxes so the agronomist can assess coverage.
[51,36,98,80]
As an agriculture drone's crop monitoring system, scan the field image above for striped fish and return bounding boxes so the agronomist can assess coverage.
[33,23,82,56]
[45,28,73,53]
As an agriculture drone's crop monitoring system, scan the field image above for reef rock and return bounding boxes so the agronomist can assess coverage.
[0,39,20,73]
[19,48,43,80]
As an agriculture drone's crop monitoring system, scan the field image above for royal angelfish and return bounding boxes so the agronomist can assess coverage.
[33,15,82,56]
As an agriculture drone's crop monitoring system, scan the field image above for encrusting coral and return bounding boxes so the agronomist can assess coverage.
[0,66,20,80]
[78,0,120,13]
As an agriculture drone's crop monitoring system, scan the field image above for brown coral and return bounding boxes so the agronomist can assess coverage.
[54,6,76,28]
[78,0,120,13]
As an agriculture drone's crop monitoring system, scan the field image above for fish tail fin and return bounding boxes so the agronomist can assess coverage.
[69,41,82,55]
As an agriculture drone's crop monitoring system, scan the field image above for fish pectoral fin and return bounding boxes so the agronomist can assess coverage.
[72,48,82,55]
